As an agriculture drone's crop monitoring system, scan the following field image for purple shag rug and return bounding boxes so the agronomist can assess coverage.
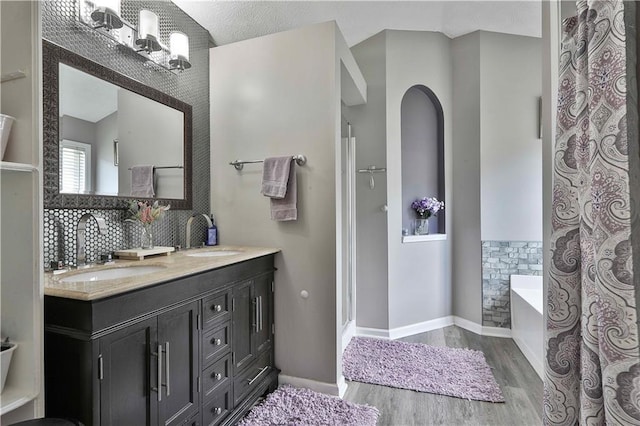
[343,337,504,403]
[238,385,379,426]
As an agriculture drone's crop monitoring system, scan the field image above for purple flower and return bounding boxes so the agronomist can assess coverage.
[411,196,444,218]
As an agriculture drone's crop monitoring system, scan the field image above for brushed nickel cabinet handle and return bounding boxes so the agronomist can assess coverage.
[212,304,222,312]
[152,344,162,402]
[212,338,222,346]
[214,372,222,381]
[165,342,170,397]
[213,407,222,415]
[259,296,263,331]
[98,355,104,380]
[247,365,269,386]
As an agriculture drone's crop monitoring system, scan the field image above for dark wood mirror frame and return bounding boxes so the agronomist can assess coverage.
[43,40,193,210]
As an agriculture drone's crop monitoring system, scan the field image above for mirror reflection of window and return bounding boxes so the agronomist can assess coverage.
[60,140,92,194]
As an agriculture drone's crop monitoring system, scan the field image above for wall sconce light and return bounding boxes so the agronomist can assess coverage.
[169,32,191,71]
[136,10,162,54]
[78,0,192,74]
[89,0,123,31]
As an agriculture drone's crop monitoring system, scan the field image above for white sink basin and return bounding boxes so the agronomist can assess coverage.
[186,250,243,258]
[60,265,166,283]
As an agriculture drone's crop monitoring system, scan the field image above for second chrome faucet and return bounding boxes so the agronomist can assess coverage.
[76,213,108,267]
[185,213,213,249]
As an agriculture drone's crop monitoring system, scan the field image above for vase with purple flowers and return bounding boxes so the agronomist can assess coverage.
[410,196,444,235]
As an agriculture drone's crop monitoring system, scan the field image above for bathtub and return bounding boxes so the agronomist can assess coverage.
[510,275,543,379]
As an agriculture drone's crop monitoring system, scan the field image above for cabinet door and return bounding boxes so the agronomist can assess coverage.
[158,301,200,426]
[99,318,158,426]
[253,274,273,354]
[232,280,255,372]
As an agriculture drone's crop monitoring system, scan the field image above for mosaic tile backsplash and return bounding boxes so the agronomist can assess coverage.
[42,0,211,266]
[481,241,543,328]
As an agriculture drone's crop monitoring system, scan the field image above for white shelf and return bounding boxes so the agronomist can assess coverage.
[402,234,447,243]
[0,161,37,172]
[0,386,37,415]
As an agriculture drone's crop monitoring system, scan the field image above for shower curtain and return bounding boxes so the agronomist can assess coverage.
[545,0,640,425]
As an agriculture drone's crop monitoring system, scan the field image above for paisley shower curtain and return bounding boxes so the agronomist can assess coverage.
[545,0,640,424]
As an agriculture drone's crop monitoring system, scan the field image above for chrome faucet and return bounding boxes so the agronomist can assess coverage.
[76,213,108,267]
[185,213,213,249]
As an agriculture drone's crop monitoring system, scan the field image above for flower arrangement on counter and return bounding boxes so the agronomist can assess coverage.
[126,200,170,249]
[411,196,444,219]
[127,200,171,224]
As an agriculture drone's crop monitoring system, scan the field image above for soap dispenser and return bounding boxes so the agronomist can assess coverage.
[206,214,218,246]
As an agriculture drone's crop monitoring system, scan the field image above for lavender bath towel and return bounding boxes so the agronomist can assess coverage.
[343,337,505,403]
[238,385,379,426]
[261,157,297,221]
[131,165,155,197]
[261,156,292,198]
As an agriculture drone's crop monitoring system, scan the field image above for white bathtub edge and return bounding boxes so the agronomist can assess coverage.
[512,334,544,380]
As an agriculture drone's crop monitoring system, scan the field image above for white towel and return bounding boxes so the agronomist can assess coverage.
[131,165,155,197]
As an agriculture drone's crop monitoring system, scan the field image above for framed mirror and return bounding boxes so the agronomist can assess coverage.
[43,40,193,209]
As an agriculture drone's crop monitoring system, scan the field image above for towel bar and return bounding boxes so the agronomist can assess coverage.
[229,155,307,171]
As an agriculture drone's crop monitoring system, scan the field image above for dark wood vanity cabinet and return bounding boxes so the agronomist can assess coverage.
[45,255,278,426]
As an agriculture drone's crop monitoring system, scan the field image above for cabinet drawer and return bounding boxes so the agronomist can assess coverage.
[202,322,230,367]
[234,350,272,405]
[202,387,231,426]
[203,291,231,330]
[202,354,231,401]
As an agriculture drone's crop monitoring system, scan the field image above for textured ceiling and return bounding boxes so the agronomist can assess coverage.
[172,1,542,48]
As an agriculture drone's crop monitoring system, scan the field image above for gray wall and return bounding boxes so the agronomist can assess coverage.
[401,87,440,233]
[117,88,184,199]
[480,32,542,242]
[42,0,210,266]
[95,112,118,195]
[386,31,453,329]
[451,32,483,324]
[344,32,389,330]
[210,22,348,388]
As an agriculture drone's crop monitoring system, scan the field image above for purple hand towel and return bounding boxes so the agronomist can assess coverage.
[131,165,155,197]
[261,156,292,198]
[261,157,297,221]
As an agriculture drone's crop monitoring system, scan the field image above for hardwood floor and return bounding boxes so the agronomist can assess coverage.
[343,326,543,426]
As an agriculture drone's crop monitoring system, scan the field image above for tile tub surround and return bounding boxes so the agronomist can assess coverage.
[44,245,280,300]
[41,0,211,266]
[481,241,542,328]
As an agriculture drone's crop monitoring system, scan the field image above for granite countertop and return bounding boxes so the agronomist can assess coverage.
[44,245,280,301]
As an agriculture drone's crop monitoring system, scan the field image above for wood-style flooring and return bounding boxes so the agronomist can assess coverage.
[343,326,542,426]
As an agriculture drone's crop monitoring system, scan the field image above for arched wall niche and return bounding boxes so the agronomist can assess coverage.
[400,85,445,235]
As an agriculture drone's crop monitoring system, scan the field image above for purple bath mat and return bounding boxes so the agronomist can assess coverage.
[343,337,504,403]
[238,385,379,426]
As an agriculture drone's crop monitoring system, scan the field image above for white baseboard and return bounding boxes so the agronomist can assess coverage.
[278,374,342,396]
[355,326,391,339]
[512,335,544,380]
[453,316,512,338]
[389,316,455,339]
[356,316,512,340]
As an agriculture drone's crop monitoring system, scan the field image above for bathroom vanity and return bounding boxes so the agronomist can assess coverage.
[44,246,279,426]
